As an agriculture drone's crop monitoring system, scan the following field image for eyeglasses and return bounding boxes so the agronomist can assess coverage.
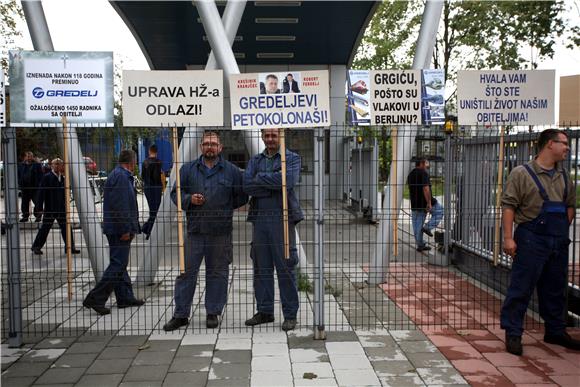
[552,140,569,146]
[202,142,220,148]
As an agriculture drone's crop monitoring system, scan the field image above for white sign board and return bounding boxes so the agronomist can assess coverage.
[457,70,555,126]
[347,69,446,126]
[123,70,223,127]
[0,72,5,127]
[370,70,422,125]
[8,50,114,126]
[229,70,330,130]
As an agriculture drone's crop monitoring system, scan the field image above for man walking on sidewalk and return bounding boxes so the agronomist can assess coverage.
[83,150,144,315]
[31,158,80,256]
[501,129,580,355]
[407,158,443,252]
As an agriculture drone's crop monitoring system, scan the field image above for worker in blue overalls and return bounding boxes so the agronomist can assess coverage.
[163,131,248,331]
[243,128,303,331]
[501,129,580,355]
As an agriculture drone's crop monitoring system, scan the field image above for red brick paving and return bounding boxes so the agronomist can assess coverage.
[368,263,580,386]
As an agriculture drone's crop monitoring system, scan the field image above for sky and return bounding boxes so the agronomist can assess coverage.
[11,0,580,75]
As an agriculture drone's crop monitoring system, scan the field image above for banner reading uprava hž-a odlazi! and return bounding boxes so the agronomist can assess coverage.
[229,70,330,130]
[8,50,113,127]
[457,70,555,126]
[0,72,5,127]
[123,70,223,127]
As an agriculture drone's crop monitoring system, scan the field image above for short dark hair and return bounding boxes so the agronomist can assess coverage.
[266,74,278,81]
[538,129,567,150]
[287,73,293,78]
[202,131,221,143]
[415,158,427,167]
[118,149,135,164]
[149,144,158,153]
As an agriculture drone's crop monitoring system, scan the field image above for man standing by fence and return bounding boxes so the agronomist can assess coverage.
[141,144,163,239]
[407,158,443,252]
[18,151,43,222]
[31,158,80,256]
[501,129,580,355]
[243,128,303,331]
[83,150,144,315]
[163,131,247,331]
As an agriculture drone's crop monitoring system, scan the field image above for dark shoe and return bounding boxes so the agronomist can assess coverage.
[282,319,297,331]
[163,317,189,331]
[19,218,29,223]
[422,227,433,237]
[544,332,580,351]
[417,245,432,252]
[206,314,219,329]
[245,312,275,326]
[35,217,42,223]
[65,248,81,254]
[83,299,111,315]
[505,334,523,356]
[32,248,43,255]
[117,299,145,308]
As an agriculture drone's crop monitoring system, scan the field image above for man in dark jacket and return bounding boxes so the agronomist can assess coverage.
[83,150,144,315]
[18,151,43,222]
[163,131,248,331]
[283,73,300,93]
[31,158,80,255]
[141,144,163,238]
[243,128,304,331]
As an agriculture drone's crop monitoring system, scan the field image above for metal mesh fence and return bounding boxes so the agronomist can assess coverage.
[1,124,578,340]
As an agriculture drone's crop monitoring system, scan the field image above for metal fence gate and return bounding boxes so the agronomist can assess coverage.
[2,125,579,344]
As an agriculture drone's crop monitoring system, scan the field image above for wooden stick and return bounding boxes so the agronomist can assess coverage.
[172,128,185,273]
[280,129,290,260]
[392,127,398,257]
[62,116,73,302]
[493,126,506,266]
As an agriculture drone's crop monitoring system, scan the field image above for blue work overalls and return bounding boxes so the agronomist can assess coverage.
[500,164,570,337]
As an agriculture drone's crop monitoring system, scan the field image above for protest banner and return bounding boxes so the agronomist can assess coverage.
[123,70,223,127]
[346,70,371,126]
[229,70,330,130]
[370,70,422,126]
[8,50,114,126]
[347,70,444,127]
[0,72,5,127]
[457,70,556,126]
[421,69,445,125]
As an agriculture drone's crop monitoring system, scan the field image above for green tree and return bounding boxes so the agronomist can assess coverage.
[353,0,579,110]
[0,0,24,71]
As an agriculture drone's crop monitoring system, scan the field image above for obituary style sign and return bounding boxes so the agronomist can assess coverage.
[457,70,556,125]
[229,70,330,130]
[8,50,114,126]
[123,70,223,127]
[0,72,5,127]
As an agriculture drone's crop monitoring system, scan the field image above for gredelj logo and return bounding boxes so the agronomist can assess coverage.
[32,87,98,99]
[32,87,44,98]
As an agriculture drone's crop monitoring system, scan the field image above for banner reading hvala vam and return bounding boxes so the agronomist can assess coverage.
[123,70,223,127]
[229,70,330,130]
[457,70,555,126]
[9,50,114,127]
[347,69,445,126]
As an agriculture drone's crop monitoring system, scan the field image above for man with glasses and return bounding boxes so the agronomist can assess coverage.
[501,129,580,355]
[163,131,247,331]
